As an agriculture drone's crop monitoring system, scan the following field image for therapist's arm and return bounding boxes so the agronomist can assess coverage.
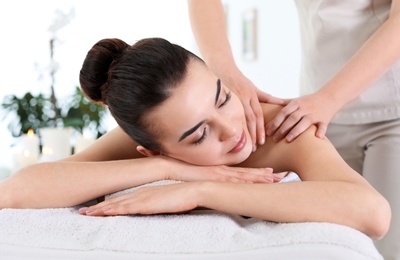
[187,0,284,149]
[267,0,400,142]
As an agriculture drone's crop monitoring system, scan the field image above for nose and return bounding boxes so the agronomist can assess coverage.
[218,117,237,142]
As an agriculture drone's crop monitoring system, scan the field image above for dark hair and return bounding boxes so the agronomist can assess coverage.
[79,37,203,151]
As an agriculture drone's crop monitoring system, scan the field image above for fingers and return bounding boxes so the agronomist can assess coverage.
[80,203,130,216]
[250,98,266,146]
[242,102,257,151]
[242,94,266,149]
[257,90,289,106]
[273,173,284,182]
[219,166,274,183]
[79,183,198,217]
[79,188,156,216]
[275,114,313,142]
[266,101,299,137]
[79,194,132,216]
[315,122,327,139]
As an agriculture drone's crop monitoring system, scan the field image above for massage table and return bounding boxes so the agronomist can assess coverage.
[0,176,383,259]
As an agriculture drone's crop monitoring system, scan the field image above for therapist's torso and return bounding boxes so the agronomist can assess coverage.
[294,0,400,124]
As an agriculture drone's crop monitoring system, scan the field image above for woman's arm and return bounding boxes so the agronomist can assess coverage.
[0,127,162,208]
[199,124,391,239]
[212,104,391,238]
[267,0,400,142]
[0,127,276,209]
[82,109,391,238]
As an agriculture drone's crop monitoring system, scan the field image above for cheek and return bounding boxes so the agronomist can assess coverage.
[230,96,246,121]
[180,145,225,166]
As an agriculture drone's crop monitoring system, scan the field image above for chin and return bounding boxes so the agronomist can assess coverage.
[241,143,253,161]
[227,144,253,165]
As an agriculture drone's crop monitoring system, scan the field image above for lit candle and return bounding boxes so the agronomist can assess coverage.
[74,133,95,154]
[40,146,54,162]
[39,127,72,161]
[13,129,40,170]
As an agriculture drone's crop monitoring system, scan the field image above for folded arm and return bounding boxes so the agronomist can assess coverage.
[0,127,276,209]
[82,118,391,239]
[0,128,161,208]
[199,123,391,239]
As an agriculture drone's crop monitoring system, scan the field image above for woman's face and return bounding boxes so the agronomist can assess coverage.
[148,60,253,166]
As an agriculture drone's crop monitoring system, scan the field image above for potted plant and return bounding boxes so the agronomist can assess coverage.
[1,86,106,138]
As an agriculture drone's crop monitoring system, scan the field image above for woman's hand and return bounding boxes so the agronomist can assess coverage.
[162,156,282,183]
[78,168,287,216]
[265,91,340,142]
[79,182,200,216]
[78,171,286,217]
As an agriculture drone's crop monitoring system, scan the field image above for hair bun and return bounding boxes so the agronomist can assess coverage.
[79,38,129,103]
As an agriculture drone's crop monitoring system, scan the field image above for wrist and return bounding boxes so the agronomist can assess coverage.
[194,181,215,208]
[316,87,345,114]
[154,156,184,181]
[142,156,174,181]
[207,55,243,85]
[220,67,245,85]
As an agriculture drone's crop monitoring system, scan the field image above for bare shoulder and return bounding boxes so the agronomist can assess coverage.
[241,103,362,182]
[260,103,283,124]
[63,127,144,162]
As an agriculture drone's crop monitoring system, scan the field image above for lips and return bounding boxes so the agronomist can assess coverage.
[228,131,247,153]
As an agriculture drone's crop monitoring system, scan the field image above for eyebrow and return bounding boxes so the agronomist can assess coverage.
[178,120,206,142]
[178,79,221,142]
[215,79,221,106]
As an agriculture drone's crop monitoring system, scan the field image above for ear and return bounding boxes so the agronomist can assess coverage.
[136,145,160,157]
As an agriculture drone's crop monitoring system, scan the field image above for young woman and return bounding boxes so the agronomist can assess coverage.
[0,38,390,240]
[188,1,400,257]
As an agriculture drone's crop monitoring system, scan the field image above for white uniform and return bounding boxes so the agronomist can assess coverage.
[295,0,400,124]
[294,1,400,259]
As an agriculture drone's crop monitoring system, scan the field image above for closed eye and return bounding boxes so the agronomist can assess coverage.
[194,127,207,145]
[218,91,231,108]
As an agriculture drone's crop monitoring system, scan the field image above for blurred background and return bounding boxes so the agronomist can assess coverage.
[0,0,300,175]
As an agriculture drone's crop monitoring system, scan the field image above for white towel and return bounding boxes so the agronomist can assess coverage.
[0,207,382,259]
[0,174,382,259]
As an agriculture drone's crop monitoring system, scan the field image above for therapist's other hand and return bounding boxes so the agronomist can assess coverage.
[265,92,338,142]
[225,76,285,150]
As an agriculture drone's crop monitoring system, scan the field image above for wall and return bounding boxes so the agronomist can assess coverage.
[0,0,302,170]
[222,0,301,98]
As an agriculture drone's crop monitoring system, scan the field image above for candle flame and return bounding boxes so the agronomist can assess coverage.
[42,146,54,155]
[27,129,35,137]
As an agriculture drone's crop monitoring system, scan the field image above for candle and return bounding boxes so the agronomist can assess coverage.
[74,133,95,154]
[39,127,73,162]
[12,129,40,170]
[40,146,54,162]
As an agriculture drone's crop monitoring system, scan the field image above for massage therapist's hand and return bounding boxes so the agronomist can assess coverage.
[162,156,282,184]
[224,74,286,150]
[266,91,340,142]
[79,182,201,216]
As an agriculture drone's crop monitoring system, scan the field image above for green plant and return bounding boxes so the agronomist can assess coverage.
[62,86,106,137]
[1,87,106,138]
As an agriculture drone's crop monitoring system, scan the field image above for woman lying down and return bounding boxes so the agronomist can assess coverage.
[0,37,391,240]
